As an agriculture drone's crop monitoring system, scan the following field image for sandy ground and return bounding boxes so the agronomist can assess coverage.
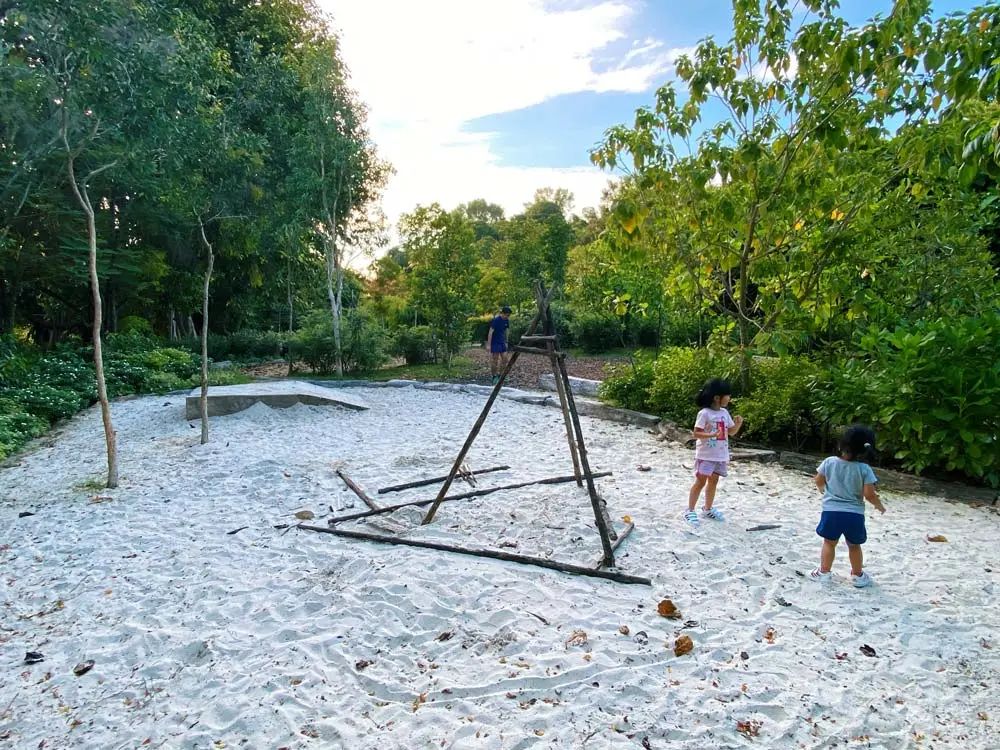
[1,384,997,749]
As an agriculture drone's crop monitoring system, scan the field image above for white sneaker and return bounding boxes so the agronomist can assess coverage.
[809,568,832,583]
[684,510,700,528]
[702,507,725,521]
[852,571,873,588]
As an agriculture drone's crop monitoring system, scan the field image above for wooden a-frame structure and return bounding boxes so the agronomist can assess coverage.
[420,281,620,566]
[299,281,648,585]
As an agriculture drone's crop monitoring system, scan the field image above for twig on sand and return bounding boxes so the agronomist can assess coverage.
[746,524,782,532]
[526,611,550,625]
[226,526,248,535]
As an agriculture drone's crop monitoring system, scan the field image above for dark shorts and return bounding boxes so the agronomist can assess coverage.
[816,511,867,545]
[490,342,508,354]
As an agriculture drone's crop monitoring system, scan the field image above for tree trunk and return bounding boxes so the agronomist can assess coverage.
[198,218,214,445]
[64,145,118,488]
[287,270,294,334]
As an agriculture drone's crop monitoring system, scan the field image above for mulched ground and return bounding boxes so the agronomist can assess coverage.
[462,346,622,389]
[239,347,626,390]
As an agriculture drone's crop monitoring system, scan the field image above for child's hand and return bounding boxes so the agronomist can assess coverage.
[733,415,744,429]
[874,499,886,514]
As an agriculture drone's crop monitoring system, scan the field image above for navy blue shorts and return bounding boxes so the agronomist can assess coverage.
[816,511,867,545]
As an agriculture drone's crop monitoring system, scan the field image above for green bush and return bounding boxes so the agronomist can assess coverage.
[0,399,49,460]
[291,311,388,374]
[8,384,85,422]
[117,316,154,336]
[341,311,389,374]
[569,311,623,354]
[812,314,1000,486]
[646,346,738,426]
[600,355,656,412]
[736,355,820,447]
[394,325,437,365]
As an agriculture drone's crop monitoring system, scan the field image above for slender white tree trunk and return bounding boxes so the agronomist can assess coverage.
[63,117,118,488]
[320,148,344,376]
[198,218,214,445]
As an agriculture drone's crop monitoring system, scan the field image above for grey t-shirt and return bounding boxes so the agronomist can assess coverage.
[817,456,877,514]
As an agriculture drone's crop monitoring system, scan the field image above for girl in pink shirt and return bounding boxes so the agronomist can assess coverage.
[686,378,743,527]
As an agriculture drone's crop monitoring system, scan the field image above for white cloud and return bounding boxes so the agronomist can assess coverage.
[319,0,678,230]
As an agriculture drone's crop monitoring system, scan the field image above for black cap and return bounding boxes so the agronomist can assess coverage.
[501,306,512,314]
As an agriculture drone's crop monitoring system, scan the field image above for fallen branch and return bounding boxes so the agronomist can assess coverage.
[328,471,613,525]
[226,526,248,536]
[298,524,651,585]
[336,469,380,511]
[746,524,782,532]
[376,465,510,494]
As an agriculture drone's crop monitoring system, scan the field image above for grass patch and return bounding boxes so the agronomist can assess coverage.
[74,477,105,492]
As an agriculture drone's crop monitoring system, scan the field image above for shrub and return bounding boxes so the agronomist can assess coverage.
[600,355,656,412]
[9,384,85,422]
[394,325,437,365]
[568,311,623,354]
[117,316,154,336]
[341,311,388,374]
[291,311,388,374]
[812,314,1000,486]
[0,399,49,459]
[646,346,739,426]
[736,355,821,447]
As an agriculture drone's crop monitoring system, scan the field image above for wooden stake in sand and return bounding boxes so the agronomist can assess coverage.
[297,524,652,585]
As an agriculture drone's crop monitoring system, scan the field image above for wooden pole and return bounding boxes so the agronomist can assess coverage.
[421,284,558,525]
[297,524,652,585]
[330,472,613,525]
[377,465,510,494]
[335,469,380,511]
[556,352,617,565]
[593,522,635,569]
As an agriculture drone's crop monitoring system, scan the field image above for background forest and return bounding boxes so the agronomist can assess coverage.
[2,0,998,487]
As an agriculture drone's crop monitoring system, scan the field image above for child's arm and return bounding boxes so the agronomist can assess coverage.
[814,473,827,493]
[728,415,744,437]
[692,426,720,439]
[486,325,493,349]
[863,483,885,514]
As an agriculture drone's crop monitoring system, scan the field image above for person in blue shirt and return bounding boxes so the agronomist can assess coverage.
[486,305,512,385]
[810,424,886,588]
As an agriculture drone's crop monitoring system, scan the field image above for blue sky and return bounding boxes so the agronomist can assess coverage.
[324,0,979,226]
[466,0,977,169]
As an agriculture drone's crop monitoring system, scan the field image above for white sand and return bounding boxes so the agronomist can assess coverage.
[1,384,997,749]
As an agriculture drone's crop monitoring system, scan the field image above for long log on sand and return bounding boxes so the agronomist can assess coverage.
[335,469,380,511]
[297,524,652,585]
[377,465,511,495]
[328,471,613,525]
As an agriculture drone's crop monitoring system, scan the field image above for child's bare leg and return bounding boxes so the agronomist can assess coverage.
[490,353,499,377]
[847,544,864,576]
[688,475,707,511]
[703,474,720,509]
[819,539,837,573]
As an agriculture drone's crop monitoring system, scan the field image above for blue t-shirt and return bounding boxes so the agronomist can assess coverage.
[817,457,877,514]
[489,315,509,352]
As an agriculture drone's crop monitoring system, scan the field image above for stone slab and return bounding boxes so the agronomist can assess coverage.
[538,373,602,397]
[185,380,369,419]
[730,448,779,463]
[556,397,661,428]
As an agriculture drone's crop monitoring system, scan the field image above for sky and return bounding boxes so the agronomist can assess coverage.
[320,0,976,229]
